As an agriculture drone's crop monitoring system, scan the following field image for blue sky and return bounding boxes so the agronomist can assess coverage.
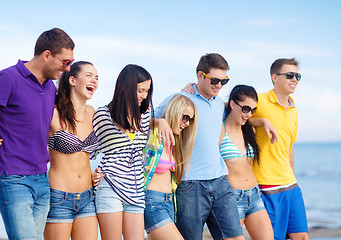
[1,0,340,142]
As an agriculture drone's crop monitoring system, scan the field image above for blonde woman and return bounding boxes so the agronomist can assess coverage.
[144,94,198,240]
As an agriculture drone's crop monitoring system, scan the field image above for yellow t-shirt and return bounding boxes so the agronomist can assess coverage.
[252,89,297,185]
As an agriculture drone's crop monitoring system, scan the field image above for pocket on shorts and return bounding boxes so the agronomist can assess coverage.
[176,180,194,192]
[232,190,243,203]
[1,175,26,182]
[50,193,65,205]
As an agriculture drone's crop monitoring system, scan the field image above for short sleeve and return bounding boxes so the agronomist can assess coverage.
[0,71,13,107]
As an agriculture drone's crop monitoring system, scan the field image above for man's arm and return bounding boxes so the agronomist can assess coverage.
[289,148,294,174]
[249,118,278,144]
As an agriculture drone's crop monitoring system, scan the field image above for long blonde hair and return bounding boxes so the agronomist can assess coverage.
[163,94,198,184]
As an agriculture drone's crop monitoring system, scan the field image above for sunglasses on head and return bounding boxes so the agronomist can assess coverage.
[182,114,194,125]
[51,53,74,70]
[275,72,301,81]
[234,101,257,114]
[202,72,230,86]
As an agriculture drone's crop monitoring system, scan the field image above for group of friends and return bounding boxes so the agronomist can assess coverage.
[0,28,309,240]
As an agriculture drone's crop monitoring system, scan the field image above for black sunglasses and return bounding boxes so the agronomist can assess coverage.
[202,72,230,86]
[234,101,257,114]
[276,72,301,81]
[182,114,194,125]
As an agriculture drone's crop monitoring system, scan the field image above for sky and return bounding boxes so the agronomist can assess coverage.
[1,0,340,143]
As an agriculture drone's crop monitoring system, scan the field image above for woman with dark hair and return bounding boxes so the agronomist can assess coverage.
[44,61,99,240]
[219,85,273,240]
[91,64,154,240]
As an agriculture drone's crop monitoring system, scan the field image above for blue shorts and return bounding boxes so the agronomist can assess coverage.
[175,176,243,240]
[95,178,144,214]
[231,185,265,220]
[261,184,308,239]
[46,187,96,223]
[144,189,174,233]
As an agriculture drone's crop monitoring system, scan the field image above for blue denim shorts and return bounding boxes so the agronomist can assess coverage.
[231,185,265,220]
[261,184,308,239]
[175,176,243,240]
[144,189,174,233]
[95,178,144,214]
[46,187,96,223]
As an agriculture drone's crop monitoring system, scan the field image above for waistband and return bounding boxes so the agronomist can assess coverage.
[50,187,94,200]
[146,189,173,201]
[231,185,260,195]
[260,183,298,195]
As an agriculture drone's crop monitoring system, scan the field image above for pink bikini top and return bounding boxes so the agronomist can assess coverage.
[154,146,176,173]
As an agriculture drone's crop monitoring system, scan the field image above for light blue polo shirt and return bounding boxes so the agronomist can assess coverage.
[154,85,228,181]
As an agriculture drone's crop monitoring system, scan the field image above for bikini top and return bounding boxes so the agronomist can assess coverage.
[154,146,176,173]
[48,111,98,154]
[219,121,254,161]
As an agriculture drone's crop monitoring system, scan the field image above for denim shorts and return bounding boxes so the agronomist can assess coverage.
[46,187,96,223]
[231,185,265,220]
[144,189,174,233]
[175,176,243,240]
[95,178,144,214]
[261,184,308,239]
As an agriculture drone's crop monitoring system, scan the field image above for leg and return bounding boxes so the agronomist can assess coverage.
[0,174,48,239]
[44,223,73,240]
[148,222,183,240]
[98,212,123,240]
[288,232,309,240]
[244,210,274,240]
[207,176,244,240]
[122,212,144,240]
[175,180,210,240]
[71,216,98,240]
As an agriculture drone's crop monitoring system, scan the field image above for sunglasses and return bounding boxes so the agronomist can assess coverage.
[275,72,301,81]
[182,114,194,125]
[202,72,230,86]
[52,53,74,70]
[234,101,257,114]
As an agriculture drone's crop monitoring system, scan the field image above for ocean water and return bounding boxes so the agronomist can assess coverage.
[0,142,340,239]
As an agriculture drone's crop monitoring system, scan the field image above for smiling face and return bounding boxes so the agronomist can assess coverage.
[272,64,299,95]
[70,64,98,100]
[137,80,151,106]
[44,48,74,80]
[197,68,228,100]
[230,96,257,126]
[173,105,195,135]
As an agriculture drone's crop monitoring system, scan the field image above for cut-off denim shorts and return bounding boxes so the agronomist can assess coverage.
[144,189,175,233]
[46,187,96,223]
[95,178,144,214]
[231,185,265,220]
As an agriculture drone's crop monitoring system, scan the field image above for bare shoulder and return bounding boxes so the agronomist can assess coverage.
[49,107,61,135]
[86,105,96,118]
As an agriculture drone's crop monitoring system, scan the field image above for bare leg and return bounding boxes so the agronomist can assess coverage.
[71,216,98,240]
[244,210,273,240]
[148,222,183,240]
[288,232,309,240]
[98,212,123,240]
[44,222,73,240]
[122,212,144,240]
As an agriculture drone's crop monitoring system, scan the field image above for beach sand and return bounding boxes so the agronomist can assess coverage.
[202,227,341,239]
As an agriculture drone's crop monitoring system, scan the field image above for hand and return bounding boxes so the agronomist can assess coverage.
[263,119,278,144]
[181,83,195,94]
[0,139,2,146]
[157,118,175,147]
[92,168,104,187]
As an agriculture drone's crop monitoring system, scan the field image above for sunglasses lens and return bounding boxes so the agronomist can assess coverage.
[295,73,301,81]
[182,115,190,123]
[221,79,228,85]
[242,106,251,113]
[286,73,295,79]
[210,79,219,85]
[251,107,257,114]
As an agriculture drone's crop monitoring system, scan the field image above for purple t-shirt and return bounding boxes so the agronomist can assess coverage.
[0,60,56,175]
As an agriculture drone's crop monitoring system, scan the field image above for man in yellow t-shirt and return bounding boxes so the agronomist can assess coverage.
[252,58,309,240]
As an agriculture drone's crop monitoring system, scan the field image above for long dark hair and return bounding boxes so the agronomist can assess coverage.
[55,61,93,132]
[109,64,154,132]
[226,85,260,164]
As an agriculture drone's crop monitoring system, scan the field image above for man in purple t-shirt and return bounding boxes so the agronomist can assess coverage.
[0,28,74,239]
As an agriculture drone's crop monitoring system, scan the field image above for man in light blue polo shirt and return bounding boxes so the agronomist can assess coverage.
[155,53,244,240]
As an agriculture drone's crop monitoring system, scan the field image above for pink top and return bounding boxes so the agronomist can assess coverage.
[154,146,176,173]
